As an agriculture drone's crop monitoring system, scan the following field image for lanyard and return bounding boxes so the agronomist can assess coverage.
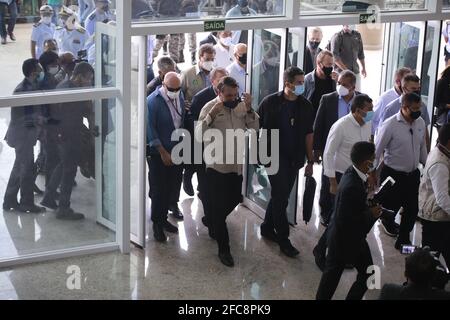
[168,98,181,117]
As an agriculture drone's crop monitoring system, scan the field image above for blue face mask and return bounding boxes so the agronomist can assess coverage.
[363,110,374,123]
[294,84,305,96]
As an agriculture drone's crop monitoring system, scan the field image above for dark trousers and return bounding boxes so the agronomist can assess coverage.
[206,168,243,254]
[148,154,183,224]
[263,158,298,245]
[422,219,450,268]
[44,136,81,209]
[316,240,373,300]
[196,163,211,224]
[43,132,60,187]
[319,168,333,222]
[380,166,420,242]
[4,138,36,206]
[0,1,17,38]
[316,172,343,257]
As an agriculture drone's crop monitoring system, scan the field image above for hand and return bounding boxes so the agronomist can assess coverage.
[209,101,224,120]
[331,71,338,81]
[242,93,252,111]
[367,172,377,192]
[184,101,192,113]
[361,68,367,78]
[304,163,313,177]
[329,179,338,195]
[369,204,382,219]
[313,150,322,164]
[159,148,173,166]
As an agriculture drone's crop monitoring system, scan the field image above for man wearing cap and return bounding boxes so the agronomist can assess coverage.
[54,6,88,58]
[85,0,116,37]
[31,5,56,59]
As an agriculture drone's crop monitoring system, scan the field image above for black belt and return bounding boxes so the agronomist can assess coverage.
[384,165,418,177]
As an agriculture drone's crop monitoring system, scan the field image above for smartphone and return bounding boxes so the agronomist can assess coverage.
[401,245,417,254]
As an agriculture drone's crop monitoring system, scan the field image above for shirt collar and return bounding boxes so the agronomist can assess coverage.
[349,113,362,127]
[195,64,203,75]
[338,93,355,104]
[353,165,368,182]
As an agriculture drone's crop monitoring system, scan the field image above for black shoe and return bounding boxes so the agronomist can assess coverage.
[56,208,84,220]
[313,245,326,271]
[280,241,300,258]
[218,252,234,267]
[191,52,197,65]
[319,215,329,227]
[33,184,44,195]
[153,223,167,242]
[18,204,46,214]
[381,219,399,237]
[201,216,209,227]
[163,220,178,233]
[395,238,411,251]
[3,200,20,211]
[260,225,278,243]
[183,175,195,197]
[8,32,15,41]
[40,197,58,210]
[168,204,184,220]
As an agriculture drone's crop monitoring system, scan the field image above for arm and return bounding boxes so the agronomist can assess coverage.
[313,95,326,153]
[323,123,341,179]
[147,98,162,149]
[428,163,450,214]
[420,126,428,166]
[358,35,366,76]
[331,34,348,70]
[374,121,391,169]
[31,41,37,59]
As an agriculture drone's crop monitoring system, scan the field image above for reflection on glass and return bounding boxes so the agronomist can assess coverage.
[0,99,116,260]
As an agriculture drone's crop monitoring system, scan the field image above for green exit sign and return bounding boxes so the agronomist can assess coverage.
[359,13,377,24]
[204,20,226,32]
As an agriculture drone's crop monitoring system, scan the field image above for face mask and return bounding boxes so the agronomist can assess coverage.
[322,66,333,77]
[409,109,421,120]
[238,0,248,7]
[42,16,52,25]
[167,90,180,100]
[201,60,214,72]
[223,99,240,109]
[362,110,374,123]
[413,90,421,96]
[294,84,305,96]
[37,71,45,82]
[48,66,60,75]
[238,53,247,65]
[220,36,233,47]
[337,84,349,97]
[309,41,320,50]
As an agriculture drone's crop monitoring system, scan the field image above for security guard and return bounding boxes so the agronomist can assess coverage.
[54,6,88,58]
[84,0,116,37]
[31,5,56,59]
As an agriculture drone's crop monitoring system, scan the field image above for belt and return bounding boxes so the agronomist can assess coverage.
[384,165,418,177]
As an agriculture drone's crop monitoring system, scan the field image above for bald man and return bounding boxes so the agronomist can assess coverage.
[147,71,186,242]
[226,43,247,96]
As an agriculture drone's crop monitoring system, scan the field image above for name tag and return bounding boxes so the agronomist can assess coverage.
[73,39,81,44]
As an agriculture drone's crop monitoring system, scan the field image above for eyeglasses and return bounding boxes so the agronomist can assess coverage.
[166,86,181,92]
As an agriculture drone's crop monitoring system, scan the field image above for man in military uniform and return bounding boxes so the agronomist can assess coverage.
[31,5,56,59]
[55,6,88,58]
[78,0,95,25]
[85,0,116,37]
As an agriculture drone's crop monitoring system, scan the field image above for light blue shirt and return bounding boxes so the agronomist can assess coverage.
[337,94,354,119]
[379,96,430,127]
[375,111,428,173]
[31,21,56,59]
[372,87,401,135]
[85,9,116,36]
[226,61,246,96]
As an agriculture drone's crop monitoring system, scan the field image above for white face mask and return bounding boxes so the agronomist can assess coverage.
[48,66,60,75]
[337,84,350,97]
[42,16,52,25]
[201,60,214,72]
[220,37,233,47]
[166,89,180,100]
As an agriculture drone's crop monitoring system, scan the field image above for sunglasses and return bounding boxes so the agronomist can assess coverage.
[166,86,181,92]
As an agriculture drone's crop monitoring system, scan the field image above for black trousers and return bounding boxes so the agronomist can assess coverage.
[380,166,420,242]
[206,168,243,254]
[4,138,36,206]
[44,135,80,209]
[196,163,211,225]
[316,172,343,257]
[316,240,373,300]
[319,168,333,222]
[422,219,450,268]
[148,154,183,224]
[263,158,298,245]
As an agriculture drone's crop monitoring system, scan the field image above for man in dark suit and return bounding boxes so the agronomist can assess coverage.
[313,70,358,228]
[303,27,323,75]
[188,67,228,238]
[3,58,46,213]
[316,141,382,300]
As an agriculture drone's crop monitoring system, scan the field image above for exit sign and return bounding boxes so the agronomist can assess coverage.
[204,20,226,32]
[359,13,377,24]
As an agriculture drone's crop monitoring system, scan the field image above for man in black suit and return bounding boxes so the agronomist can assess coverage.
[313,70,358,227]
[316,141,382,300]
[303,27,323,75]
[189,67,228,238]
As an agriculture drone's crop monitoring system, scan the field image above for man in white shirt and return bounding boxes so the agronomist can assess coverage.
[226,43,247,96]
[372,67,411,135]
[313,94,374,270]
[214,31,235,69]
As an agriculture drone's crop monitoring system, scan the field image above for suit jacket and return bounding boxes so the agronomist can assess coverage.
[379,283,450,300]
[313,91,360,152]
[304,47,322,75]
[188,85,216,131]
[327,166,377,259]
[303,70,336,109]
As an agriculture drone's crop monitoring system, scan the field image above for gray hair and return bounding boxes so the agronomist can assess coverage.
[210,67,228,81]
[339,70,357,86]
[157,56,176,73]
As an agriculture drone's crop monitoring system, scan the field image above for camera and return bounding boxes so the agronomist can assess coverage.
[401,244,417,254]
[75,49,88,63]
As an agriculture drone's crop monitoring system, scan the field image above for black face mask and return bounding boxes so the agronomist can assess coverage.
[238,53,247,65]
[322,66,333,77]
[409,109,422,120]
[413,90,421,96]
[309,41,320,50]
[223,98,241,109]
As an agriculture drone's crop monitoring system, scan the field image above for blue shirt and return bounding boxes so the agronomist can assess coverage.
[379,96,430,127]
[337,94,354,119]
[372,87,401,135]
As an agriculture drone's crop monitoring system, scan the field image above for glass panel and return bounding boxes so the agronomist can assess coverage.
[0,98,116,260]
[300,0,427,15]
[286,28,306,69]
[444,0,450,9]
[131,0,285,23]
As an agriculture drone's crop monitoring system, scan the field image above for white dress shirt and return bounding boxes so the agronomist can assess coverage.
[428,162,450,214]
[226,61,246,96]
[324,113,372,178]
[214,43,235,69]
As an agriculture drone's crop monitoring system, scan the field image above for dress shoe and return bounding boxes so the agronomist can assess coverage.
[3,200,20,211]
[8,32,15,41]
[279,241,300,258]
[163,220,178,233]
[218,252,234,267]
[56,208,84,220]
[381,219,399,237]
[153,223,167,242]
[40,197,58,210]
[1,37,6,45]
[260,225,278,243]
[319,215,329,227]
[183,176,195,197]
[168,204,184,220]
[313,245,326,271]
[18,204,46,214]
